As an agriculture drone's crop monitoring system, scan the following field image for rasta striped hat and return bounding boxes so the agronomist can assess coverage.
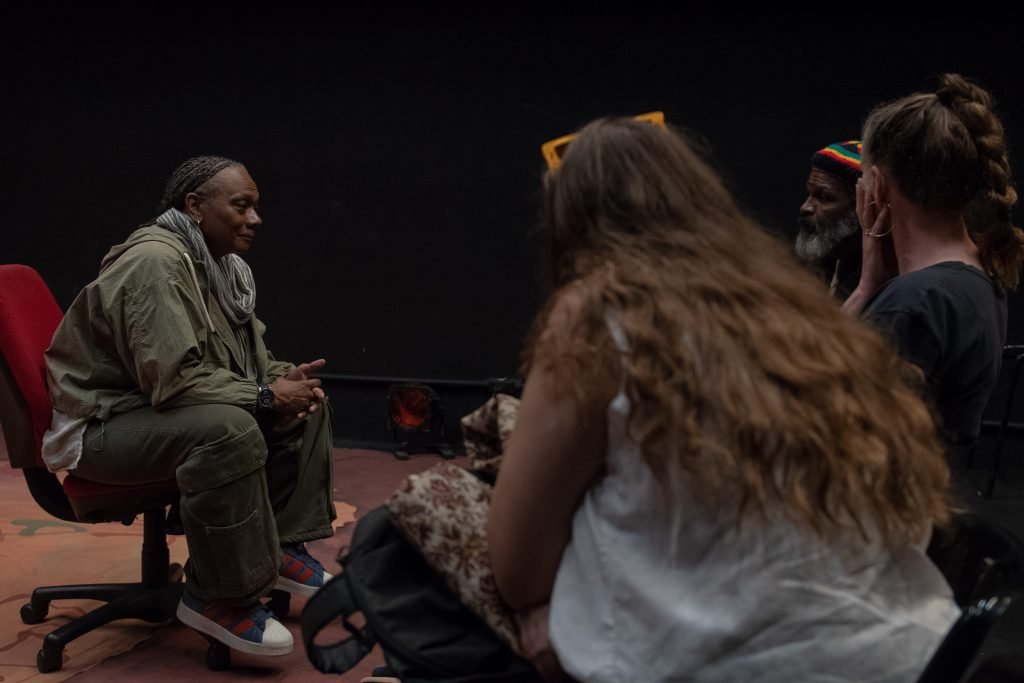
[811,140,862,186]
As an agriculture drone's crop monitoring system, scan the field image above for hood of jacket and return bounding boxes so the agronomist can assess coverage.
[99,225,190,274]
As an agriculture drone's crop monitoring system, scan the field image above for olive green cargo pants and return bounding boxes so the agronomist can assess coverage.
[74,402,336,605]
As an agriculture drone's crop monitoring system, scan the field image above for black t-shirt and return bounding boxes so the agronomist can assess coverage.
[864,262,1007,442]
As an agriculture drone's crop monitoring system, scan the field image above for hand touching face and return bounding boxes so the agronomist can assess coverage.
[856,165,891,237]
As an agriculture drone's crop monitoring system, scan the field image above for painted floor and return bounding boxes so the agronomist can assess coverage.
[0,446,445,682]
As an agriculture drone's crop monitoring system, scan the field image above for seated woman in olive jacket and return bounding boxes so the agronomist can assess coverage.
[43,156,335,657]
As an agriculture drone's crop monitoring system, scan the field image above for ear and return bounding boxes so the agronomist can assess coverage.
[871,166,892,205]
[183,192,203,223]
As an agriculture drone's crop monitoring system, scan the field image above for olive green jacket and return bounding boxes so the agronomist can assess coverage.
[46,226,293,421]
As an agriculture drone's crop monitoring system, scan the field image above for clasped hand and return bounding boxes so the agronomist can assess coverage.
[270,358,327,419]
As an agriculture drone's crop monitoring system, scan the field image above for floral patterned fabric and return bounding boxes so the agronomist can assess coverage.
[386,394,522,653]
[458,393,520,476]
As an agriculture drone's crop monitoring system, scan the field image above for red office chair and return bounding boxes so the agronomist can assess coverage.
[0,264,183,673]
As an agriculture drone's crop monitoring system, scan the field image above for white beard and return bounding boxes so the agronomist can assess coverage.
[795,211,860,263]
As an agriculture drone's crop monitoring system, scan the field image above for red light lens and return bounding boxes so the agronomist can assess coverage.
[390,386,432,429]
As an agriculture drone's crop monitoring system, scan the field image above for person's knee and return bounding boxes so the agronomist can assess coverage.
[185,404,262,443]
[305,398,333,437]
[175,406,268,495]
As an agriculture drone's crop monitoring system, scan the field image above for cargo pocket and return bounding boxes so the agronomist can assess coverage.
[176,421,279,602]
[202,508,277,593]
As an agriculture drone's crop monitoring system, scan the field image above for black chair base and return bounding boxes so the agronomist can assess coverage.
[23,575,185,672]
[19,508,183,673]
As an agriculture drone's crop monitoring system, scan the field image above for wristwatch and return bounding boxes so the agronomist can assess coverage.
[256,383,275,412]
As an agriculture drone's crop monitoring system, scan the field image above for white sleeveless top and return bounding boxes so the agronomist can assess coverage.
[547,320,959,682]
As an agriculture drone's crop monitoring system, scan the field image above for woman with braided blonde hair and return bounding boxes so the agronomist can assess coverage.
[843,74,1024,447]
[487,117,959,682]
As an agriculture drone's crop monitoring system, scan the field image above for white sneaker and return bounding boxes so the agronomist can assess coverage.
[276,542,334,598]
[176,591,293,656]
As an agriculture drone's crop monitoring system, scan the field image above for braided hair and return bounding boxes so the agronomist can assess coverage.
[156,155,240,214]
[862,74,1024,289]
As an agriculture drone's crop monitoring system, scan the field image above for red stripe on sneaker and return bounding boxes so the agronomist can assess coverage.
[283,558,316,583]
[201,606,253,634]
[230,618,256,637]
[203,606,231,624]
[283,558,303,578]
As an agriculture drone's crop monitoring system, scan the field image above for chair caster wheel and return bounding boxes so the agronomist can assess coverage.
[21,601,48,625]
[206,642,231,671]
[268,590,291,619]
[37,647,63,673]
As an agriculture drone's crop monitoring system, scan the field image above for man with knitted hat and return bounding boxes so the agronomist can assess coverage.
[796,140,863,301]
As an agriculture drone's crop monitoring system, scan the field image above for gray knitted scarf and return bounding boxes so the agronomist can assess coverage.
[153,208,256,327]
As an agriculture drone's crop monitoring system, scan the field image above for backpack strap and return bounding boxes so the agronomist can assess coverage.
[301,572,378,674]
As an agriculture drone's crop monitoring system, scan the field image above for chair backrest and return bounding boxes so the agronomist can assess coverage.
[0,264,65,468]
[927,512,1024,606]
[915,597,1012,683]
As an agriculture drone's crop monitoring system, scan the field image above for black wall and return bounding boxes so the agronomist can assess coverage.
[3,9,1023,443]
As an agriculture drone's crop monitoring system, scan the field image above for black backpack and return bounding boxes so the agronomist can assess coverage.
[301,505,541,683]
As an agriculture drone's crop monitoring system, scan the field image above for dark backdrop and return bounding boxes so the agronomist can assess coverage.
[3,8,1022,442]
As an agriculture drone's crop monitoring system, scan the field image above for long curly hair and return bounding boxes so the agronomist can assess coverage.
[525,117,951,545]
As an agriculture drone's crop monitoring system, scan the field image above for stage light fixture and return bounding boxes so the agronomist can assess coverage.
[386,383,453,460]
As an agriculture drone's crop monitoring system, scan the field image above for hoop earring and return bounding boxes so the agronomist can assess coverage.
[866,225,893,238]
[865,201,892,237]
